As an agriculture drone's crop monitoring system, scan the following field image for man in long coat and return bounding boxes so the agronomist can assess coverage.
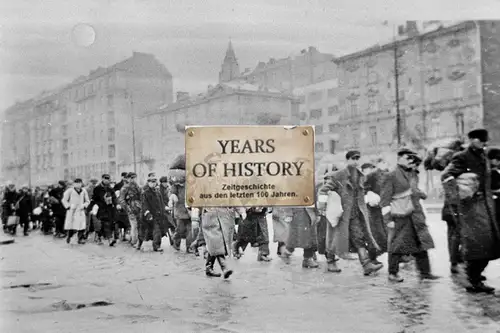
[441,129,500,293]
[119,172,142,247]
[380,148,439,283]
[318,150,382,276]
[92,174,118,246]
[114,172,130,241]
[140,176,165,252]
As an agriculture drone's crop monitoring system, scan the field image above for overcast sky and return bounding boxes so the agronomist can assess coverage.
[0,0,498,111]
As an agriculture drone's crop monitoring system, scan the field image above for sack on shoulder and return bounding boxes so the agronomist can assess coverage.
[390,188,414,217]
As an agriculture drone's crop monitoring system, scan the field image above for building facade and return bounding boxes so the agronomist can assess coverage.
[1,52,173,186]
[327,20,500,157]
[132,82,300,178]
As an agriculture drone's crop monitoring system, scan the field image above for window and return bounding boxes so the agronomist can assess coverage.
[329,123,336,132]
[308,91,323,103]
[310,109,322,119]
[100,113,105,122]
[110,161,117,174]
[349,101,359,118]
[369,126,378,146]
[108,144,116,158]
[453,82,465,99]
[63,139,68,150]
[315,125,323,134]
[455,113,465,136]
[299,112,307,121]
[329,140,336,154]
[431,115,441,138]
[327,88,336,98]
[315,142,324,152]
[107,111,115,125]
[368,98,378,113]
[328,106,338,116]
[108,128,115,141]
[367,72,378,85]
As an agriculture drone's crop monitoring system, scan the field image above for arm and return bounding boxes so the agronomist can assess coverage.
[61,189,71,209]
[379,173,394,217]
[141,191,151,218]
[83,189,90,208]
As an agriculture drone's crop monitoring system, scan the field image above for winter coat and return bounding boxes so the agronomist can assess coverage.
[2,189,19,217]
[237,207,269,245]
[380,165,435,255]
[364,168,388,254]
[318,167,379,255]
[281,207,318,250]
[92,183,117,222]
[201,208,236,256]
[271,207,291,243]
[170,182,190,220]
[492,168,500,223]
[17,192,33,219]
[118,182,142,216]
[441,147,500,261]
[140,185,165,241]
[158,184,175,230]
[62,187,89,231]
[48,187,66,217]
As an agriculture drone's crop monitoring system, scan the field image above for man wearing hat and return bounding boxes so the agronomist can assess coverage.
[379,148,438,283]
[441,129,500,293]
[318,150,383,275]
[92,174,119,246]
[48,180,67,238]
[138,174,165,251]
[118,172,142,247]
[114,172,130,241]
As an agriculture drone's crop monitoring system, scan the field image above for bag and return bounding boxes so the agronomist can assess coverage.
[456,173,479,199]
[7,215,19,226]
[325,191,343,228]
[390,188,414,217]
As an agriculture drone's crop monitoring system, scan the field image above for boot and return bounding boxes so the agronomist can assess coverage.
[450,263,460,274]
[302,257,319,268]
[358,248,383,276]
[232,241,242,259]
[466,282,495,294]
[257,250,272,262]
[326,257,341,273]
[388,274,404,283]
[280,248,292,264]
[312,253,318,262]
[205,256,221,277]
[136,240,143,251]
[217,256,233,279]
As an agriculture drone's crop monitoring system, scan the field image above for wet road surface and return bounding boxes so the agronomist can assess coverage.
[1,213,500,333]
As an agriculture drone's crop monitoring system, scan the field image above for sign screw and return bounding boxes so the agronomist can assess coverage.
[304,196,311,203]
[187,130,194,137]
[302,129,309,136]
[188,197,194,204]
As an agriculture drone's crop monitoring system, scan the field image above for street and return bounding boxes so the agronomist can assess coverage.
[1,212,500,333]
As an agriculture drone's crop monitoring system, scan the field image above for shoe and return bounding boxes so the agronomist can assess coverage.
[388,274,404,282]
[420,273,440,280]
[78,239,86,245]
[206,268,221,278]
[109,239,117,247]
[450,264,459,274]
[302,258,319,268]
[466,282,495,294]
[153,248,164,252]
[257,252,272,262]
[480,275,487,281]
[327,261,342,273]
[223,269,233,279]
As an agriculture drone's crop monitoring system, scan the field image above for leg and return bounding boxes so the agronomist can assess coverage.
[388,252,404,282]
[172,219,187,250]
[302,248,319,268]
[128,213,138,245]
[257,242,271,261]
[446,220,461,273]
[185,220,193,253]
[277,241,286,256]
[466,259,494,293]
[66,229,75,244]
[205,254,221,277]
[22,216,30,235]
[349,216,383,276]
[152,222,163,251]
[414,251,439,280]
[216,255,233,279]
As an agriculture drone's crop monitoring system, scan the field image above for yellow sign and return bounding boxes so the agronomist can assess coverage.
[185,125,315,207]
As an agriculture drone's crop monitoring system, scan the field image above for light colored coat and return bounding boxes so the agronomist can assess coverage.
[62,187,90,231]
[201,208,237,256]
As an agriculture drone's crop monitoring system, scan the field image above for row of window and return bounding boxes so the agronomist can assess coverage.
[62,144,116,166]
[64,161,117,180]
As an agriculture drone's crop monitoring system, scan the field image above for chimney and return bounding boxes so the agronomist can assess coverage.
[176,91,189,102]
[406,21,419,37]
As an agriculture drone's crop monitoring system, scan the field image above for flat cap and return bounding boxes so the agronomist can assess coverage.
[397,148,418,157]
[487,147,500,160]
[127,172,137,178]
[345,150,361,160]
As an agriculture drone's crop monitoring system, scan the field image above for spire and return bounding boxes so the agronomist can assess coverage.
[225,39,236,60]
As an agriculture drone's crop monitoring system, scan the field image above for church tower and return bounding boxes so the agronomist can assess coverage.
[219,40,240,83]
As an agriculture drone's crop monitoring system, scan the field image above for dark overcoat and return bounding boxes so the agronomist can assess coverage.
[141,185,166,241]
[492,169,500,224]
[441,147,500,261]
[380,166,435,255]
[318,167,379,255]
[364,168,388,254]
[92,183,117,222]
[237,207,269,247]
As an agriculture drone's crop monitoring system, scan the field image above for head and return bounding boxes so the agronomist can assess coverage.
[121,172,128,181]
[488,148,500,168]
[372,157,389,171]
[90,178,98,186]
[468,129,488,150]
[6,181,15,191]
[101,174,111,186]
[147,177,158,188]
[148,172,156,179]
[397,148,418,168]
[345,150,361,168]
[361,163,376,176]
[127,172,137,184]
[73,178,83,189]
[408,155,422,170]
[58,180,66,188]
[160,176,169,188]
[21,184,29,193]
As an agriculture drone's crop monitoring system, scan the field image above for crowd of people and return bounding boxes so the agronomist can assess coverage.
[1,128,499,292]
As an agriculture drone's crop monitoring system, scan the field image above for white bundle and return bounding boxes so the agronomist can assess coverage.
[33,207,42,216]
[91,204,99,216]
[364,191,381,207]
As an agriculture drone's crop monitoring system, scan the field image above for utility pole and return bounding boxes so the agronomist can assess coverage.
[26,123,32,188]
[394,44,402,147]
[128,91,138,174]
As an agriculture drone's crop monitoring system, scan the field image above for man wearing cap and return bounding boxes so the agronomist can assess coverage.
[18,184,33,236]
[379,148,438,282]
[49,181,67,238]
[318,150,383,276]
[442,129,500,293]
[114,172,130,241]
[139,175,165,251]
[119,172,142,247]
[92,174,119,246]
